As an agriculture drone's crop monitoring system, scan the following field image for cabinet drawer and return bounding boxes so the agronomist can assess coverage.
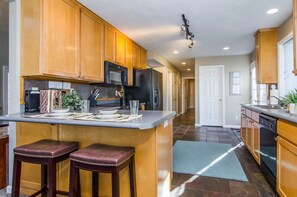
[278,120,297,146]
[251,111,259,123]
[246,109,252,118]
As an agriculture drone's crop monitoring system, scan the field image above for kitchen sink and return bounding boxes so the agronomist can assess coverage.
[253,105,283,109]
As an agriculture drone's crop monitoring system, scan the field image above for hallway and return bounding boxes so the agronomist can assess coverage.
[171,110,277,197]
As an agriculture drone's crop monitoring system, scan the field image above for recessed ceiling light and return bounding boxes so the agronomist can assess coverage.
[266,8,279,15]
[173,51,179,54]
[223,47,230,50]
[182,62,186,65]
[187,68,191,71]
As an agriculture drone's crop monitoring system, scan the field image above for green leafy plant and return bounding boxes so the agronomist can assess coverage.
[281,89,297,106]
[62,90,82,110]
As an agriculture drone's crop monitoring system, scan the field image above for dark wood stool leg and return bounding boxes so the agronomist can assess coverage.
[92,172,99,197]
[48,159,56,197]
[112,168,120,197]
[129,156,136,197]
[69,160,80,197]
[11,156,22,197]
[41,164,48,197]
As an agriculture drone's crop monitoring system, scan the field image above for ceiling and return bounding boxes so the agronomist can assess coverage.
[0,0,9,32]
[79,0,292,72]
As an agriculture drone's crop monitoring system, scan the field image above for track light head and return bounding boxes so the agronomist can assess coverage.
[181,14,195,48]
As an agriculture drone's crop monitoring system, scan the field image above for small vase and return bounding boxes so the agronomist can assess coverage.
[289,103,296,114]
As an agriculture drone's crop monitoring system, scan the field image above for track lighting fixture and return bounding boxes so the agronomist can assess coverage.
[181,14,195,48]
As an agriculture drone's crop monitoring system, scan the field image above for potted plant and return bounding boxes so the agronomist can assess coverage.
[281,89,297,114]
[61,90,82,111]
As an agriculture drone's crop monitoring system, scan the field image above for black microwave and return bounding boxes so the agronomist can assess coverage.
[104,61,128,86]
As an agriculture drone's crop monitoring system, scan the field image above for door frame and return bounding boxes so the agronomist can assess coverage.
[167,69,173,111]
[2,65,9,115]
[277,31,293,97]
[199,65,225,126]
[182,77,195,114]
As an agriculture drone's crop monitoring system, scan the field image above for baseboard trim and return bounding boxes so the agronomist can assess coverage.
[195,123,202,127]
[223,125,240,129]
[6,185,12,194]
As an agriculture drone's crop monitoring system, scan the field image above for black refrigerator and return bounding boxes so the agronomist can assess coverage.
[125,68,163,110]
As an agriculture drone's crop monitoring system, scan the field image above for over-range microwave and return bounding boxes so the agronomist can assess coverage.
[104,61,128,86]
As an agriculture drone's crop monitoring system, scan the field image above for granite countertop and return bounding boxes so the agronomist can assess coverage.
[241,104,297,124]
[0,110,176,130]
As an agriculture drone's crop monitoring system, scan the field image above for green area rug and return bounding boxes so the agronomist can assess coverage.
[173,140,248,181]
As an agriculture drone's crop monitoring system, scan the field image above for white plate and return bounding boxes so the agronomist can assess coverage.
[52,109,70,113]
[98,109,118,115]
[47,113,72,117]
[95,114,121,119]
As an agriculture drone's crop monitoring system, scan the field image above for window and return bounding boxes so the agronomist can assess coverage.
[250,62,268,104]
[279,38,297,96]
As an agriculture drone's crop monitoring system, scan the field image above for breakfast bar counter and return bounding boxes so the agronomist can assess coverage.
[0,110,175,197]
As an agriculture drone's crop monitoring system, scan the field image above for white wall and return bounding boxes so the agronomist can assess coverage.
[0,31,9,115]
[195,55,250,126]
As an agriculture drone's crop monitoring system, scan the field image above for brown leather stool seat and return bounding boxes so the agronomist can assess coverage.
[12,139,79,197]
[69,144,136,197]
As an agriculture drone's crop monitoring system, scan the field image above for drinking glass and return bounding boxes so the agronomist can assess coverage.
[130,100,139,116]
[81,100,90,113]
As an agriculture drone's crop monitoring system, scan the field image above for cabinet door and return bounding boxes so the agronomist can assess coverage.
[16,123,58,195]
[293,0,297,75]
[126,39,133,86]
[277,137,297,197]
[132,43,141,69]
[104,25,117,63]
[42,0,80,78]
[80,9,104,82]
[116,32,126,66]
[140,48,147,69]
[252,122,260,164]
[241,115,247,143]
[246,118,253,151]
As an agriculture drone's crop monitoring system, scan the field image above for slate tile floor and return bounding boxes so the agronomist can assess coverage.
[172,109,278,197]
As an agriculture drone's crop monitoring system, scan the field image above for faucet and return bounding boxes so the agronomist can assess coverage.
[270,96,285,107]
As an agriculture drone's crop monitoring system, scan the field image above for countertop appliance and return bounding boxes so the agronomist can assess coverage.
[25,90,40,112]
[104,61,128,86]
[259,114,278,190]
[125,68,163,110]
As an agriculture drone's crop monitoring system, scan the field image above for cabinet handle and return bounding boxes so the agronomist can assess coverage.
[274,137,278,141]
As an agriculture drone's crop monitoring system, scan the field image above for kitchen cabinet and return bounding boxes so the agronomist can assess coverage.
[132,43,141,69]
[277,120,297,197]
[140,47,147,69]
[293,0,297,75]
[255,28,278,83]
[21,0,80,79]
[126,39,134,86]
[240,107,260,164]
[80,8,104,82]
[104,25,126,66]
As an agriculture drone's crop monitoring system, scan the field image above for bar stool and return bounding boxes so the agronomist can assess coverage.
[12,139,79,197]
[69,144,136,197]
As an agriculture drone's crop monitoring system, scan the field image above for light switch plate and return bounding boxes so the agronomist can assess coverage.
[49,81,63,89]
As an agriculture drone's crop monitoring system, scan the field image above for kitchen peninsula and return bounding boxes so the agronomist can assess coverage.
[0,110,175,197]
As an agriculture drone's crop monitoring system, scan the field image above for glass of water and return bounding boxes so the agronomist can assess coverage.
[130,100,139,116]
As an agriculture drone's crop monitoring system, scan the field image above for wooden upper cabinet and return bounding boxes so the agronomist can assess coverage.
[104,25,117,64]
[43,0,80,77]
[80,8,104,82]
[293,0,297,75]
[104,25,126,66]
[255,28,278,84]
[132,43,141,69]
[140,48,147,70]
[126,39,133,86]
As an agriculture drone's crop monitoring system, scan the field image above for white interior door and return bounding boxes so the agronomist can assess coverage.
[199,66,224,126]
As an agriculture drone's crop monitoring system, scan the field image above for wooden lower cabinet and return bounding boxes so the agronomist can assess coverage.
[240,115,247,143]
[251,122,260,164]
[246,119,253,151]
[16,122,173,197]
[277,136,297,197]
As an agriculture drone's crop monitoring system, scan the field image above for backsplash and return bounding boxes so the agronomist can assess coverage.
[24,79,121,100]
